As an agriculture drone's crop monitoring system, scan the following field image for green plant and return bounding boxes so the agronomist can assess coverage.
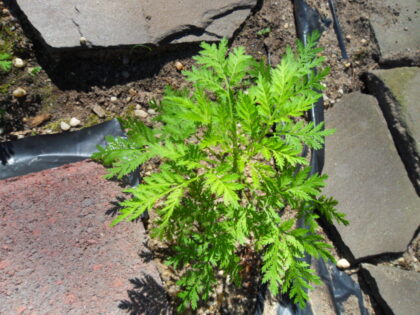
[93,33,348,311]
[257,27,272,36]
[29,66,42,76]
[0,53,12,72]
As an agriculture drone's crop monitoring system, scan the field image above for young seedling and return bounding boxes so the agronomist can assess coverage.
[0,53,12,72]
[256,27,272,36]
[93,32,348,311]
[29,66,42,76]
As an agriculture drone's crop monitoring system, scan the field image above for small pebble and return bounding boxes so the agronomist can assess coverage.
[79,37,87,45]
[110,96,118,103]
[69,117,81,127]
[135,104,141,110]
[147,108,156,115]
[12,58,25,68]
[345,34,352,41]
[27,114,51,128]
[337,258,351,269]
[284,23,289,29]
[344,62,352,68]
[13,87,27,98]
[128,88,137,96]
[126,96,131,102]
[60,121,71,131]
[175,61,184,71]
[338,88,344,95]
[134,109,148,118]
[91,104,106,118]
[360,38,367,45]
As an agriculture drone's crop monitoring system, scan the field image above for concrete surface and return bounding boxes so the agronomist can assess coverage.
[366,67,420,194]
[322,92,420,259]
[14,0,257,48]
[0,160,169,314]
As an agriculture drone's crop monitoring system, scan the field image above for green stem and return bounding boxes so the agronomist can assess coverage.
[224,77,240,174]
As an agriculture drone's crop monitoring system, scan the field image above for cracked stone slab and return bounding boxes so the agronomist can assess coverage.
[0,160,169,314]
[322,92,420,260]
[362,264,420,315]
[366,67,420,194]
[369,0,420,65]
[14,0,257,49]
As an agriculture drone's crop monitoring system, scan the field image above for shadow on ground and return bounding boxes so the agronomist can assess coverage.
[119,274,170,315]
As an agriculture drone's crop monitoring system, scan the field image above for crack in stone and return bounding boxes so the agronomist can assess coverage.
[156,4,252,44]
[71,18,83,37]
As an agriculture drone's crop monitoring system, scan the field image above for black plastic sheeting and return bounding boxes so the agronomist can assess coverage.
[0,119,138,186]
[254,1,367,315]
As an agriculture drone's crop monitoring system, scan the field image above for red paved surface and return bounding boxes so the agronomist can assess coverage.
[0,160,169,314]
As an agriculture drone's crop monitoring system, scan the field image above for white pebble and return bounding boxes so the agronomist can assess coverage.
[79,37,87,45]
[12,58,25,68]
[338,88,344,95]
[361,38,367,45]
[110,96,118,103]
[337,258,350,269]
[175,61,184,71]
[69,117,81,127]
[134,109,148,118]
[147,108,156,115]
[135,104,141,110]
[13,87,27,98]
[60,121,71,131]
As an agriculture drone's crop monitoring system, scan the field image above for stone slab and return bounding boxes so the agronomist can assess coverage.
[369,0,420,65]
[322,92,420,259]
[366,67,420,194]
[0,160,169,314]
[362,264,420,315]
[14,0,257,49]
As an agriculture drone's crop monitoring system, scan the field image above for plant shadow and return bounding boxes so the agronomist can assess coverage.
[119,274,171,315]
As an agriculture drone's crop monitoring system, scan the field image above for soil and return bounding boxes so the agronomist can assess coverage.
[1,0,417,314]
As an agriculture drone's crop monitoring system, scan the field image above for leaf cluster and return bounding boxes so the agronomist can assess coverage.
[0,53,12,72]
[93,32,347,311]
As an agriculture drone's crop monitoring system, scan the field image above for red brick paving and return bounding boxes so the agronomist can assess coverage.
[0,160,169,314]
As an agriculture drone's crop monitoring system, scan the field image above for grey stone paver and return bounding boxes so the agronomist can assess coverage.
[366,67,420,194]
[362,264,420,315]
[322,92,420,260]
[369,0,420,65]
[14,0,257,49]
